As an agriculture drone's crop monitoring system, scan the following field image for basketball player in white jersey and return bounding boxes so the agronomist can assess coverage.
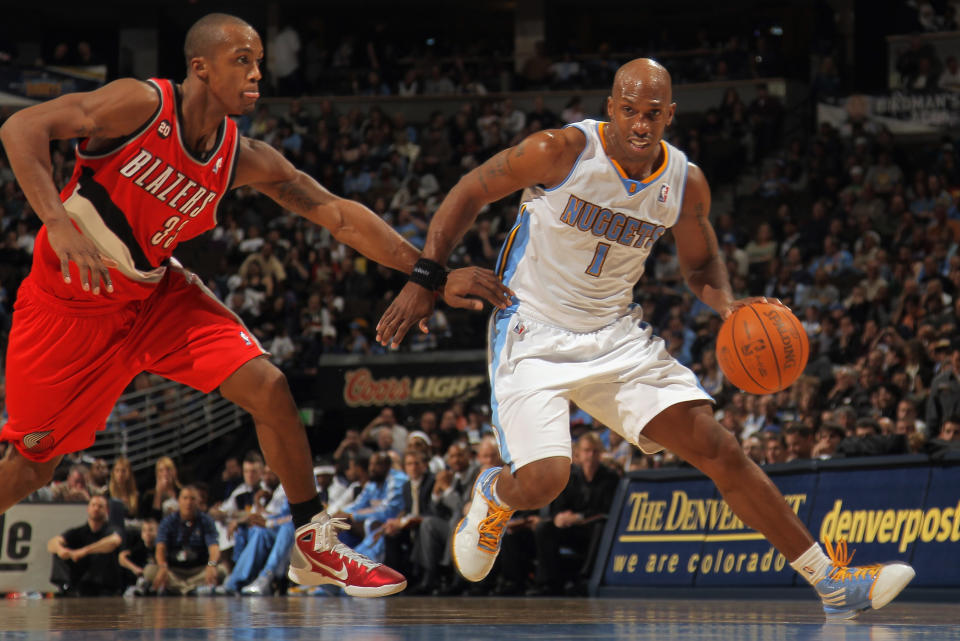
[377,59,914,619]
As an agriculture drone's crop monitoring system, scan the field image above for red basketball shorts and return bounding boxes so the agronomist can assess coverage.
[1,267,266,462]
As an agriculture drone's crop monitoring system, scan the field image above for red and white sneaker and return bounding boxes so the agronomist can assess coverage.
[287,514,406,597]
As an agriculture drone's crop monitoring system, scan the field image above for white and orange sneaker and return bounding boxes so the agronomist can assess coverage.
[814,539,915,620]
[287,514,406,597]
[453,466,515,582]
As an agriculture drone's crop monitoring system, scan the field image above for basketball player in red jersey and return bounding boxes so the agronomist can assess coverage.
[0,13,511,597]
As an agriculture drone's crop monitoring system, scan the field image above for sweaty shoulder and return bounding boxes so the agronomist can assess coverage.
[106,78,161,114]
[528,126,587,189]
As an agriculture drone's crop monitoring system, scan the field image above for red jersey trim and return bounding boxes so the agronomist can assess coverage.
[170,81,229,166]
[215,134,240,226]
[76,80,164,160]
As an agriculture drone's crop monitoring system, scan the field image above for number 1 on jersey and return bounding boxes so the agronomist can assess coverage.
[586,242,610,277]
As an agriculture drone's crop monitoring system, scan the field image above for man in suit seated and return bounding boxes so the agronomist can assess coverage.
[381,450,435,581]
[412,441,480,594]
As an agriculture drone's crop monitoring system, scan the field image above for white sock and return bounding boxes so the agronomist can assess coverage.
[790,542,831,585]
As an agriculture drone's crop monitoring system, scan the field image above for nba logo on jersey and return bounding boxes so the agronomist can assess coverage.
[657,184,670,205]
[240,331,252,346]
[213,157,223,174]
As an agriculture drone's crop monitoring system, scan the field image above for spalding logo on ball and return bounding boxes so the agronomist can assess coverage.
[715,302,809,395]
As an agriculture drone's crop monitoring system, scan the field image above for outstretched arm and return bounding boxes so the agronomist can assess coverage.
[235,137,422,275]
[673,163,735,317]
[376,127,584,347]
[0,79,159,294]
[674,163,776,318]
[235,138,511,313]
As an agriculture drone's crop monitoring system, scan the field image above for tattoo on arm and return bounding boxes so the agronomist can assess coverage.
[477,141,525,195]
[487,154,508,179]
[505,142,525,173]
[476,169,490,195]
[277,180,324,212]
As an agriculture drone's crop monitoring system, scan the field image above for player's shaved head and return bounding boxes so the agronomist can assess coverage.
[612,58,672,103]
[184,13,254,64]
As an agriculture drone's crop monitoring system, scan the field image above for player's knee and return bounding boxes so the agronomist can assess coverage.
[698,428,749,481]
[17,458,56,493]
[232,359,289,415]
[259,364,288,399]
[515,458,569,507]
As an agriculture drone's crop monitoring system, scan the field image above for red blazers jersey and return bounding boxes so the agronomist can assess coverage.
[31,78,239,302]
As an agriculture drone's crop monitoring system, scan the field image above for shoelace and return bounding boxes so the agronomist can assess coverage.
[309,517,379,570]
[477,499,513,553]
[824,538,882,582]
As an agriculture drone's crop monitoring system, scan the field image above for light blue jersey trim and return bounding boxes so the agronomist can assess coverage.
[497,206,532,290]
[676,159,690,215]
[489,312,514,470]
[597,122,673,197]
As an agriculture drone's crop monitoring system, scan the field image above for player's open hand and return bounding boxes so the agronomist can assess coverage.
[376,282,436,348]
[45,217,117,295]
[377,267,513,348]
[721,296,787,320]
[442,267,513,312]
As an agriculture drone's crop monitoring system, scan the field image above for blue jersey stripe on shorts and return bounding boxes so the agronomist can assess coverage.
[488,312,515,471]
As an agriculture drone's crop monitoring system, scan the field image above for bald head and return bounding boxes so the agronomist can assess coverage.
[603,57,676,165]
[612,58,672,103]
[184,13,254,65]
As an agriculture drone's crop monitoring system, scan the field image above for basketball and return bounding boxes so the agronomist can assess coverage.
[715,302,809,395]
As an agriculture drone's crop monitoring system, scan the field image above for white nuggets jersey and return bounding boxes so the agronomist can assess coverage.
[494,119,688,332]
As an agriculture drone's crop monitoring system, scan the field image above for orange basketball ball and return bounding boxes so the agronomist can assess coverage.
[715,302,809,395]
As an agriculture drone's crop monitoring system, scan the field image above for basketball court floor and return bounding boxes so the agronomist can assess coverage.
[1,596,957,640]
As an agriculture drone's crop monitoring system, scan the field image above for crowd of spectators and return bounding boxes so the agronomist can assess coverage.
[6,403,662,598]
[4,0,960,599]
[13,377,959,598]
[895,1,960,34]
[634,104,960,463]
[274,23,789,98]
[892,35,960,93]
[1,17,789,97]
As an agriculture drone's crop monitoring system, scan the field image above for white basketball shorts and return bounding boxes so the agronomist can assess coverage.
[487,306,714,472]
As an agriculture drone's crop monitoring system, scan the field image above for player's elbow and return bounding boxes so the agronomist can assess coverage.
[323,198,355,240]
[0,112,19,148]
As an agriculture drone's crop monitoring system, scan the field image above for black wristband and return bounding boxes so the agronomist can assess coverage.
[409,258,448,292]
